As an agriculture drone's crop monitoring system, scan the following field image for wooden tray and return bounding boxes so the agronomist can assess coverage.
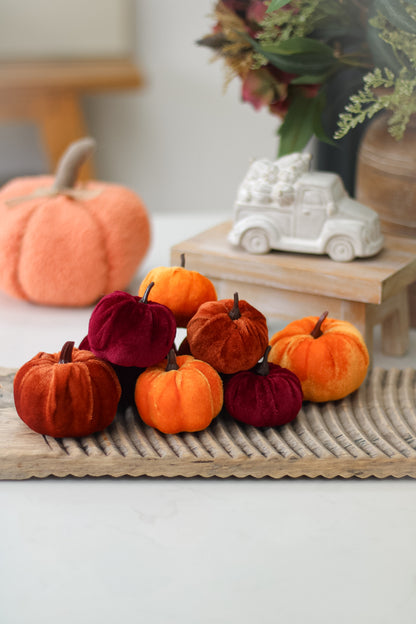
[2,366,416,479]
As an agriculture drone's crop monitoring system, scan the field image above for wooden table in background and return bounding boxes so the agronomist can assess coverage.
[171,221,416,364]
[0,59,143,179]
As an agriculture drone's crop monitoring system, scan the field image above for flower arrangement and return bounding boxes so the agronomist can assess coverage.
[197,0,416,155]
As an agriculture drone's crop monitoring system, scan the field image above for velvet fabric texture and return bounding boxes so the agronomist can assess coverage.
[87,290,176,368]
[138,264,217,327]
[13,342,121,438]
[135,353,224,434]
[186,295,269,374]
[224,362,303,427]
[0,176,151,306]
[79,335,142,408]
[269,315,370,402]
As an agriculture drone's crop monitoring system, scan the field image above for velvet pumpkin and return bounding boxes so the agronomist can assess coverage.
[268,311,370,402]
[138,253,217,327]
[186,292,269,374]
[135,350,223,434]
[13,341,121,437]
[0,137,151,306]
[87,284,176,368]
[79,335,142,409]
[224,347,303,427]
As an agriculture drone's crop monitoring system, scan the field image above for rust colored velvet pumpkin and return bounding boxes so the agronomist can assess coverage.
[224,347,303,427]
[186,292,269,374]
[268,311,369,402]
[13,341,121,437]
[87,283,176,368]
[0,138,151,306]
[138,253,217,327]
[135,350,223,434]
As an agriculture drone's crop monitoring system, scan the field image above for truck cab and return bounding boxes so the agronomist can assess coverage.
[228,154,384,262]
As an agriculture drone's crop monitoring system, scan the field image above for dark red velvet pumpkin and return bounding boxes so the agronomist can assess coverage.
[224,346,303,427]
[79,335,142,408]
[13,341,121,437]
[186,292,268,374]
[87,283,176,367]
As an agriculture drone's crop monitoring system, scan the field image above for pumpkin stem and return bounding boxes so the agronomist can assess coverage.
[255,345,272,376]
[140,281,155,304]
[229,292,241,320]
[59,341,75,364]
[52,137,96,192]
[166,349,179,371]
[180,253,185,268]
[310,311,329,339]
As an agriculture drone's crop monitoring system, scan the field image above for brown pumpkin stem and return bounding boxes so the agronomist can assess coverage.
[310,311,329,339]
[166,349,179,371]
[229,292,241,320]
[59,341,75,364]
[52,137,96,192]
[140,281,155,304]
[180,253,185,268]
[255,345,272,376]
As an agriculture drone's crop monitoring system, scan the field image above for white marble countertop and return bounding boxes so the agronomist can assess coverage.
[1,214,416,624]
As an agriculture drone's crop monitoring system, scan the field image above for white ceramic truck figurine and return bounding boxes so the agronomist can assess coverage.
[227,153,384,262]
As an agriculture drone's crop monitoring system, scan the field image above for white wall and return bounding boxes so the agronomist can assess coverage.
[0,0,280,216]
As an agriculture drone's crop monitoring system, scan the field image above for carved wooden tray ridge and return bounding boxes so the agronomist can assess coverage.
[2,366,416,479]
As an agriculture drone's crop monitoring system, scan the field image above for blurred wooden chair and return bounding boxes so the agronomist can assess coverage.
[0,59,143,180]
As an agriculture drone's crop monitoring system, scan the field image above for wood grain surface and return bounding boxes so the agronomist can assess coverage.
[2,367,416,480]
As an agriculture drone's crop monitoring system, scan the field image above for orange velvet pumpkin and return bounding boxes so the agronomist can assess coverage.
[186,292,269,374]
[13,341,121,437]
[135,350,223,434]
[138,253,217,327]
[0,138,151,306]
[268,311,369,402]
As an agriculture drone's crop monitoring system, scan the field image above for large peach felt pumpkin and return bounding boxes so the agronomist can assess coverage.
[0,138,151,306]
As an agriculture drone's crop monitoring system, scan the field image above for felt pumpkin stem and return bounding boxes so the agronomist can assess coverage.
[310,311,329,339]
[52,137,96,192]
[140,281,155,304]
[229,292,241,320]
[180,253,185,268]
[59,341,75,364]
[166,349,179,371]
[255,345,272,376]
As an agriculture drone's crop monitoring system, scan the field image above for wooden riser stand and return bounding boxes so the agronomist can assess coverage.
[171,221,416,365]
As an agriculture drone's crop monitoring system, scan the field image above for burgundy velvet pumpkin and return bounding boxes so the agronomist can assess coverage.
[79,335,142,408]
[224,347,303,427]
[87,283,176,367]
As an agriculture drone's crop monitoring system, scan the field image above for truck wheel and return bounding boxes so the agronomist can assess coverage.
[241,228,271,254]
[326,237,355,262]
